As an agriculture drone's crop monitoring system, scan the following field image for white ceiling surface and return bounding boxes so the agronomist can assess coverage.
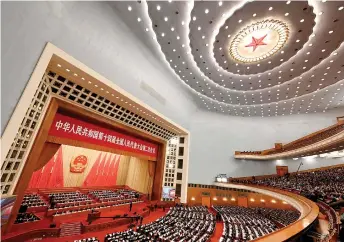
[111,1,344,117]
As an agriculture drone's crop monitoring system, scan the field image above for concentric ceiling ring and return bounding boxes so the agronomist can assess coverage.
[228,19,289,64]
[113,0,344,116]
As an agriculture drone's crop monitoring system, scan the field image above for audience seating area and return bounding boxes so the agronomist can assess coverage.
[88,189,139,202]
[105,205,215,242]
[266,123,344,155]
[214,206,278,241]
[49,190,142,217]
[252,207,300,226]
[48,191,93,207]
[17,188,143,219]
[14,212,40,224]
[235,123,344,157]
[232,167,344,205]
[21,194,47,208]
[74,237,100,242]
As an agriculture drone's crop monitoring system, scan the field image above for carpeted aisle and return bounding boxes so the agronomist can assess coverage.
[211,221,224,242]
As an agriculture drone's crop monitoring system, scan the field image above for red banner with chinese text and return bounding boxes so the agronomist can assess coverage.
[48,113,158,159]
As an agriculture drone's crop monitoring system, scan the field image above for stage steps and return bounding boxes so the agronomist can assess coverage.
[60,222,82,237]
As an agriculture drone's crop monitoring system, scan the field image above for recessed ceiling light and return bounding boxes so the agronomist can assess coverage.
[307,52,310,55]
[161,33,165,37]
[202,36,205,39]
[164,17,168,21]
[322,0,326,2]
[145,28,149,32]
[253,13,257,17]
[137,18,141,22]
[193,16,196,21]
[285,13,289,16]
[238,19,242,23]
[329,30,333,34]
[296,39,300,42]
[219,1,223,6]
[339,6,344,11]
[319,11,323,15]
[177,36,180,40]
[171,27,174,31]
[198,26,201,30]
[322,49,326,52]
[181,21,185,25]
[205,9,209,14]
[309,43,313,47]
[286,0,291,4]
[269,7,273,10]
[157,5,161,11]
[300,19,304,22]
[128,6,132,11]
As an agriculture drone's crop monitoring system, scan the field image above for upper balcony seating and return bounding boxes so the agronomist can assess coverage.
[235,122,344,157]
[104,205,215,242]
[214,205,278,242]
[232,167,344,204]
[266,123,344,155]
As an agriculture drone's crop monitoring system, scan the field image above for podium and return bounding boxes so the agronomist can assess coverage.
[87,210,101,224]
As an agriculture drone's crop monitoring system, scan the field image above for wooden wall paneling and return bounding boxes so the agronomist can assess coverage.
[116,156,131,185]
[5,99,59,233]
[187,187,295,210]
[201,196,211,207]
[151,142,166,201]
[33,143,61,171]
[238,196,248,207]
[125,157,154,194]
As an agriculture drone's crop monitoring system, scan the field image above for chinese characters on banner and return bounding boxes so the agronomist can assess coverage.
[49,113,158,159]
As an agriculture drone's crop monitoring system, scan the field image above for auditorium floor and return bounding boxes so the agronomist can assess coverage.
[41,209,167,242]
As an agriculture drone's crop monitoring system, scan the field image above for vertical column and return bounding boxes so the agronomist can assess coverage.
[161,135,189,203]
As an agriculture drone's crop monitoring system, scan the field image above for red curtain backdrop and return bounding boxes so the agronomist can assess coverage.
[107,155,120,186]
[82,153,102,187]
[28,147,122,189]
[28,147,64,188]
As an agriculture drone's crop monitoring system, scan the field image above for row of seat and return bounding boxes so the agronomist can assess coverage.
[14,213,40,224]
[105,206,215,242]
[252,207,300,226]
[214,206,278,241]
[21,194,47,208]
[232,167,344,204]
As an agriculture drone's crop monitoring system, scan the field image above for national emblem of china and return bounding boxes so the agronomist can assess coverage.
[70,155,88,173]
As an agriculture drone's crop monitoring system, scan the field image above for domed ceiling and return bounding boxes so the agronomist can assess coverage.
[111,0,344,117]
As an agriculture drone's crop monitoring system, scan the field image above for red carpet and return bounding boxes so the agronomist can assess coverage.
[40,210,167,242]
[211,221,224,242]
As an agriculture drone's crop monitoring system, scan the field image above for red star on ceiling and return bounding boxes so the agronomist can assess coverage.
[245,34,268,51]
